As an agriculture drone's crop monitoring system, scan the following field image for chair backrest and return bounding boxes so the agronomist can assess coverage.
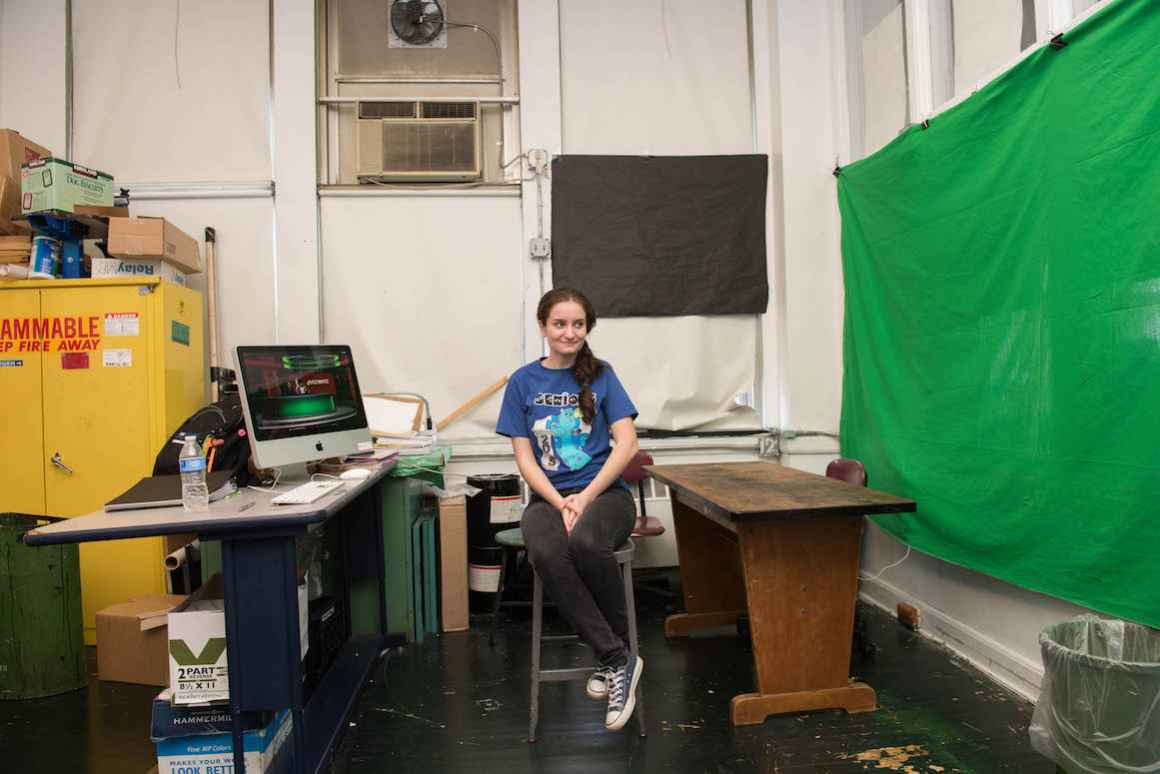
[623,450,661,535]
[622,450,654,484]
[826,458,867,487]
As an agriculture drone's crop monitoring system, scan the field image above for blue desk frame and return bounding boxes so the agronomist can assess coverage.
[25,467,393,774]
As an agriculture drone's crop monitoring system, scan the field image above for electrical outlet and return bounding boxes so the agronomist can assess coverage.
[529,237,551,259]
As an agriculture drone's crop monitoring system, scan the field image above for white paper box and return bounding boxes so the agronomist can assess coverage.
[91,256,188,286]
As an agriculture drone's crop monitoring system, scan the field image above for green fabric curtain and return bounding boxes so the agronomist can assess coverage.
[837,0,1160,627]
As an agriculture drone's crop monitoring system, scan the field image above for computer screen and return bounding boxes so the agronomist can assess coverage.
[234,345,371,469]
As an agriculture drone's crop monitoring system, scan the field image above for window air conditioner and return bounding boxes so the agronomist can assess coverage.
[356,101,481,182]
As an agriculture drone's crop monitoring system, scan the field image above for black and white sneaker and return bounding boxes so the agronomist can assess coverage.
[586,667,611,700]
[604,655,643,730]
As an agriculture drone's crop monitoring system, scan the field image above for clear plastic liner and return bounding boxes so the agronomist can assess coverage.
[1030,615,1160,773]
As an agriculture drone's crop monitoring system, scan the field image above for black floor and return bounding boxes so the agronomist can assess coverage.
[1,649,157,773]
[331,578,1054,774]
[0,577,1054,774]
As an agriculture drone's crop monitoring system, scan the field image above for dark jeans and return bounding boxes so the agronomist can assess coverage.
[521,486,637,666]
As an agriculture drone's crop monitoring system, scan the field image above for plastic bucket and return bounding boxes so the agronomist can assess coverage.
[29,236,61,279]
[1030,615,1160,773]
[466,474,522,612]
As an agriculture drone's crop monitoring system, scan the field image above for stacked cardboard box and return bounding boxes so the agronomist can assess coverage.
[150,573,305,773]
[93,216,203,287]
[0,235,31,263]
[20,157,114,214]
[151,689,291,774]
[95,594,188,686]
[0,130,207,285]
[0,129,51,234]
[166,574,308,706]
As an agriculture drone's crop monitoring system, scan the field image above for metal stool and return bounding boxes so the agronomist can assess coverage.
[490,527,528,646]
[529,539,645,741]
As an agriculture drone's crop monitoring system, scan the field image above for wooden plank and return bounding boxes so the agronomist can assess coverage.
[646,461,915,521]
[731,683,876,725]
[664,496,747,637]
[436,376,507,432]
[738,515,863,696]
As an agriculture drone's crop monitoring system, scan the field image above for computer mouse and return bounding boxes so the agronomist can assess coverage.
[339,468,372,481]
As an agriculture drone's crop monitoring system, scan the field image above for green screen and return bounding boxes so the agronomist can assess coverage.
[837,0,1160,627]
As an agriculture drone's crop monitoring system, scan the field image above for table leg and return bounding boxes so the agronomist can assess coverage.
[729,515,873,725]
[664,497,747,637]
[222,533,305,772]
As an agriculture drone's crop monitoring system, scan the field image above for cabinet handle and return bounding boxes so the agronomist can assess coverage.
[51,453,75,475]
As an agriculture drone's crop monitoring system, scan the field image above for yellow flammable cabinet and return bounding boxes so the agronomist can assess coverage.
[0,277,205,644]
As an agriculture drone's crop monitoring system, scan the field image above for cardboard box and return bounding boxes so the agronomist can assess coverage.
[0,130,51,233]
[0,129,51,180]
[168,574,309,705]
[155,706,291,774]
[96,594,188,686]
[91,256,188,286]
[168,598,229,705]
[438,495,469,632]
[21,156,114,214]
[150,688,270,739]
[0,175,31,236]
[108,217,201,274]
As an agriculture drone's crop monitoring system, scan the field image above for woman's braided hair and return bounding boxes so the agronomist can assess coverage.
[537,287,603,425]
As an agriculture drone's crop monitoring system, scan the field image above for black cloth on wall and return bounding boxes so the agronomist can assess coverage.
[550,154,769,317]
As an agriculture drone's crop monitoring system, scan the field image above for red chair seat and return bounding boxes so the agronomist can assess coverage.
[632,515,666,537]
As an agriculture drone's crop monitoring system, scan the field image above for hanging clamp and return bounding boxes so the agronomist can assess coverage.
[1049,33,1067,51]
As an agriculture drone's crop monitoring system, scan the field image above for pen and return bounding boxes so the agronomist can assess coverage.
[238,502,255,513]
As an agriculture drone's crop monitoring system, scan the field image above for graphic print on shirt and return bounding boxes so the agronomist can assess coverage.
[531,405,592,472]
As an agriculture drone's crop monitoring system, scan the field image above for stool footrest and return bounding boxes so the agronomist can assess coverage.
[540,633,581,642]
[539,667,595,682]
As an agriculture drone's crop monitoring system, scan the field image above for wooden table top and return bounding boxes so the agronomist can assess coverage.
[644,461,916,522]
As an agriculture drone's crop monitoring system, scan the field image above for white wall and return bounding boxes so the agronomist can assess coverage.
[0,0,67,154]
[70,0,271,181]
[318,192,524,438]
[126,196,277,359]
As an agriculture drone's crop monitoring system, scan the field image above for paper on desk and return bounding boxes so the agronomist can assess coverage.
[363,394,424,436]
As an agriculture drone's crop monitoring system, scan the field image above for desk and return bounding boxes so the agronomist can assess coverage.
[24,466,393,774]
[645,461,916,726]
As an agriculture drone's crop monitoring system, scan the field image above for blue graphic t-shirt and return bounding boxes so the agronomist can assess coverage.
[496,359,638,491]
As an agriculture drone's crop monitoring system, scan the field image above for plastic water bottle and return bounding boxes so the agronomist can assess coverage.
[179,434,210,512]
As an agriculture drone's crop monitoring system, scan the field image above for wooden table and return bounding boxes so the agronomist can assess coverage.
[24,466,394,774]
[646,461,916,726]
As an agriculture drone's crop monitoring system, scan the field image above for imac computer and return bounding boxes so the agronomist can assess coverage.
[234,345,372,473]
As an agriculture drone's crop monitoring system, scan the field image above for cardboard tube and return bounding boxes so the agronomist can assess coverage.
[164,539,201,571]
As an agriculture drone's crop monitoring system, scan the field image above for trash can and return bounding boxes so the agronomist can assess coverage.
[1029,615,1160,773]
[465,474,522,613]
[0,515,86,700]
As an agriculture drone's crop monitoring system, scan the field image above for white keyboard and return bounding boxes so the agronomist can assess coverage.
[271,480,345,506]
